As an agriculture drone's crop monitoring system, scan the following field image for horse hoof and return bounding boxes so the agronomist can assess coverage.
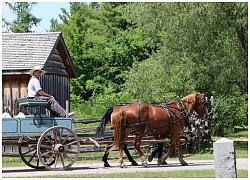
[148,155,153,162]
[121,164,127,168]
[131,162,138,166]
[104,163,111,167]
[181,162,188,166]
[142,162,148,167]
[157,159,162,166]
[162,161,168,165]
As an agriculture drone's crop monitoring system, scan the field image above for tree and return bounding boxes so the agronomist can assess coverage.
[50,2,151,100]
[3,2,41,33]
[48,2,247,134]
[121,2,248,135]
[124,2,247,96]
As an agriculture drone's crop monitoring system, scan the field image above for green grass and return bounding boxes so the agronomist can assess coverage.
[2,140,247,167]
[2,128,248,178]
[9,169,248,178]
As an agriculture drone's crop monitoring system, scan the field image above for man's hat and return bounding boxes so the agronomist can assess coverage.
[30,65,46,76]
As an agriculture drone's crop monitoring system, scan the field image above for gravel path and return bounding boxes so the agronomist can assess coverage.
[2,158,248,177]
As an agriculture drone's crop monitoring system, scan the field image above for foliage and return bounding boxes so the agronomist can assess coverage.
[50,2,150,100]
[3,2,41,33]
[211,88,248,136]
[123,2,247,96]
[122,50,196,102]
[2,2,247,135]
[120,2,248,134]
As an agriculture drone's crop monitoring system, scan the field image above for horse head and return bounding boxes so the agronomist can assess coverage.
[182,92,209,118]
[194,92,209,119]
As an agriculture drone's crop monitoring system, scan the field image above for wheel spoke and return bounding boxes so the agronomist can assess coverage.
[41,149,54,157]
[36,158,40,167]
[66,140,78,146]
[27,151,37,163]
[44,135,54,144]
[64,148,78,154]
[39,144,53,149]
[59,153,66,169]
[45,153,54,165]
[63,151,74,162]
[53,154,59,169]
[61,132,73,144]
[52,129,58,144]
[59,128,64,144]
[22,148,36,156]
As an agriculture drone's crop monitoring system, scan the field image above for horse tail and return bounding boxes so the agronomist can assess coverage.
[95,107,114,139]
[107,106,127,153]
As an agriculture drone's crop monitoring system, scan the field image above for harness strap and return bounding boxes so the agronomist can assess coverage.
[137,101,141,124]
[178,99,189,123]
[125,100,189,136]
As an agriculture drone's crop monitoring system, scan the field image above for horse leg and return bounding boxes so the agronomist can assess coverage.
[148,143,167,164]
[157,143,167,165]
[102,144,112,167]
[133,133,147,167]
[176,137,188,166]
[118,128,132,168]
[157,139,176,166]
[118,142,127,168]
[148,145,158,162]
[124,144,138,166]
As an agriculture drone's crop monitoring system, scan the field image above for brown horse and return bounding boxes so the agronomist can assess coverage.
[95,104,138,167]
[107,92,208,167]
[95,103,166,167]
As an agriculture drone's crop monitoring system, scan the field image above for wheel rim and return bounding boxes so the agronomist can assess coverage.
[37,126,80,171]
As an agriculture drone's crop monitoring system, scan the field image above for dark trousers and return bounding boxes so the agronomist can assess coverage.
[35,96,66,117]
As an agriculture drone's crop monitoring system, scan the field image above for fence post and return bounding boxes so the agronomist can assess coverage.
[66,100,69,117]
[213,137,237,178]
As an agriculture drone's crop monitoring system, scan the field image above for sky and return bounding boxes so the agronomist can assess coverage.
[2,2,71,32]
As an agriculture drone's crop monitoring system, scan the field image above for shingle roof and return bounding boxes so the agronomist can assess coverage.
[2,32,61,70]
[2,32,77,77]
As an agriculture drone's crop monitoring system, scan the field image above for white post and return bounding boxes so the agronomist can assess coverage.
[213,138,237,178]
[66,100,69,117]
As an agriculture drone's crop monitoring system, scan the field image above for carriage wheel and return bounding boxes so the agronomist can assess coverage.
[18,137,55,169]
[37,126,80,171]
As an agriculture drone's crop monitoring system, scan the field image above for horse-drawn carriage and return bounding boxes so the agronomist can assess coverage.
[2,97,98,171]
[2,92,212,170]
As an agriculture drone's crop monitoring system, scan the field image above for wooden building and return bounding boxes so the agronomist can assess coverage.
[2,32,77,117]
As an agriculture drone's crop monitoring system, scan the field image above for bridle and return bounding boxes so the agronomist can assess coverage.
[194,94,209,119]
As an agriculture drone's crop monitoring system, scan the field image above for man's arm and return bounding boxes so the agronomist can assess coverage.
[37,90,54,99]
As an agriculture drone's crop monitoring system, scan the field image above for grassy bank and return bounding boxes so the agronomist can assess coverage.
[2,140,247,167]
[8,169,248,178]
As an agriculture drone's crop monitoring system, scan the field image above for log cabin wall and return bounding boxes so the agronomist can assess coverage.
[41,47,70,110]
[2,75,30,116]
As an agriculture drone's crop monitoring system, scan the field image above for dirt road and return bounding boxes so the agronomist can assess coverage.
[2,158,248,178]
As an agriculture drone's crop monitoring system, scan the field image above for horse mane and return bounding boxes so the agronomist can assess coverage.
[181,92,200,113]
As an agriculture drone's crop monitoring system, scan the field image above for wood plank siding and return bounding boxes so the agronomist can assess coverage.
[2,32,77,117]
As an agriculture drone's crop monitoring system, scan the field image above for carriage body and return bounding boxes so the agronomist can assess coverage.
[2,98,80,171]
[2,115,74,137]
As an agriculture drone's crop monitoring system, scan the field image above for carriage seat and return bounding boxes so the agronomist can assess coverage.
[17,97,49,116]
[18,97,48,107]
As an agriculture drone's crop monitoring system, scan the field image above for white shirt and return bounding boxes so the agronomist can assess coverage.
[27,76,42,98]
